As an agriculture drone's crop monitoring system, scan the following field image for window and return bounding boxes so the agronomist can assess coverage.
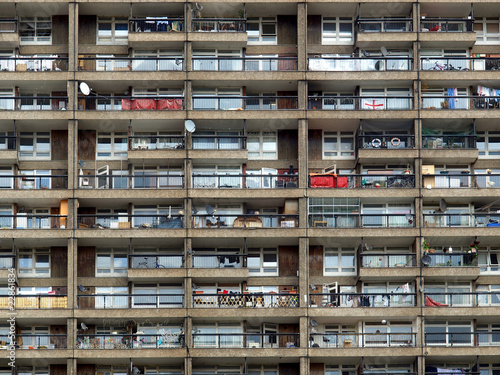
[362,282,415,307]
[18,367,49,375]
[96,132,127,159]
[132,166,183,189]
[324,248,355,275]
[132,283,183,308]
[96,208,128,228]
[323,131,355,158]
[132,131,183,150]
[478,248,500,273]
[192,165,242,188]
[0,205,13,228]
[192,130,241,150]
[319,92,355,110]
[19,92,52,110]
[364,322,413,347]
[132,248,184,268]
[96,366,128,375]
[247,248,278,275]
[247,131,277,159]
[474,17,500,44]
[360,88,412,110]
[96,248,128,276]
[421,87,468,109]
[136,324,183,348]
[18,249,50,277]
[325,365,357,375]
[133,49,183,71]
[309,197,361,228]
[0,89,14,110]
[19,327,50,348]
[20,17,51,44]
[192,88,242,110]
[95,287,128,308]
[362,246,413,268]
[321,325,356,347]
[420,49,468,70]
[247,17,277,44]
[145,367,184,375]
[132,205,184,228]
[0,167,13,189]
[193,204,242,228]
[477,131,500,157]
[19,132,50,159]
[364,364,413,375]
[19,170,51,189]
[322,17,354,45]
[193,323,243,348]
[425,321,473,346]
[193,49,242,71]
[362,203,413,227]
[97,17,128,44]
[476,284,500,306]
[248,366,278,375]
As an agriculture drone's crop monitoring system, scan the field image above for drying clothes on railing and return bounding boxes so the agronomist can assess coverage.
[425,296,449,307]
[447,88,458,109]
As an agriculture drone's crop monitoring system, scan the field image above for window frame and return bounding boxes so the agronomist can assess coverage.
[96,132,128,160]
[247,248,278,276]
[247,131,278,160]
[19,132,51,160]
[95,248,128,276]
[322,16,354,45]
[247,17,277,45]
[322,131,355,159]
[17,249,50,277]
[324,247,356,275]
[19,17,52,45]
[97,17,129,45]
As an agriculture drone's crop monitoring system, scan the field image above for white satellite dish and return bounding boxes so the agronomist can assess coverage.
[81,322,88,331]
[185,120,196,133]
[381,46,389,57]
[79,82,91,96]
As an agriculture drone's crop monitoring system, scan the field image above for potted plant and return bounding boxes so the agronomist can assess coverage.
[468,239,479,253]
[423,240,434,253]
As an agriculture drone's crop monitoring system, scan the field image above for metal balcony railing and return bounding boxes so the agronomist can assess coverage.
[422,135,477,149]
[422,96,500,110]
[0,215,67,229]
[0,175,68,189]
[358,134,415,149]
[309,333,416,348]
[360,253,416,268]
[424,253,478,267]
[192,18,246,32]
[308,96,413,110]
[78,174,184,189]
[423,213,500,228]
[79,57,184,71]
[129,18,184,33]
[191,135,246,150]
[192,173,298,189]
[422,173,476,188]
[129,135,185,150]
[80,96,183,111]
[192,214,299,228]
[192,292,299,308]
[77,294,184,308]
[424,332,500,346]
[309,293,416,308]
[308,57,413,71]
[0,134,16,149]
[356,18,413,32]
[0,294,68,309]
[424,292,500,307]
[15,334,67,349]
[77,214,184,229]
[0,96,68,111]
[129,254,184,269]
[0,18,17,32]
[0,57,68,72]
[0,254,14,269]
[309,174,415,189]
[192,56,297,71]
[309,214,415,228]
[77,333,184,349]
[192,253,246,268]
[420,56,500,71]
[192,333,299,348]
[420,18,474,32]
[192,96,298,110]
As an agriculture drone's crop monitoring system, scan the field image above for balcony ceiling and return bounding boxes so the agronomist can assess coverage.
[17,2,68,16]
[191,236,299,248]
[309,236,415,248]
[308,118,359,130]
[307,3,358,17]
[246,3,300,16]
[473,3,500,17]
[358,3,413,18]
[420,3,472,17]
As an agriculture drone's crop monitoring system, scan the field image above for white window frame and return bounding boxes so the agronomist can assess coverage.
[17,249,50,277]
[247,248,278,276]
[131,131,183,150]
[325,365,357,375]
[324,248,356,275]
[192,165,242,189]
[247,17,277,44]
[478,247,500,273]
[193,323,243,348]
[0,89,14,110]
[96,248,128,276]
[19,170,51,190]
[136,323,183,348]
[476,284,500,306]
[97,17,128,45]
[96,132,128,159]
[0,167,13,189]
[133,49,184,71]
[477,131,500,158]
[247,131,277,160]
[132,166,183,189]
[474,17,500,45]
[424,321,473,347]
[132,283,183,308]
[321,92,355,110]
[96,366,128,375]
[192,88,242,110]
[19,17,52,45]
[323,131,355,159]
[322,17,354,45]
[19,132,51,160]
[192,130,241,150]
[95,287,128,308]
[192,49,242,71]
[363,321,413,347]
[17,367,49,375]
[362,282,415,307]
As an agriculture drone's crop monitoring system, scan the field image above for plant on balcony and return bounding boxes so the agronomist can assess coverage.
[440,100,449,109]
[468,239,479,253]
[423,240,434,253]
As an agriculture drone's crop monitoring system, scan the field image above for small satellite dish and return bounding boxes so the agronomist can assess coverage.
[438,198,447,213]
[206,204,216,216]
[309,284,316,290]
[81,322,88,331]
[361,50,370,57]
[185,120,196,133]
[79,82,91,96]
[381,46,389,56]
[310,319,318,327]
[78,160,86,168]
[132,367,140,375]
[78,284,87,292]
[421,254,432,266]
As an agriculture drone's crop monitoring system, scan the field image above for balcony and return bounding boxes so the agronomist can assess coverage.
[192,214,298,229]
[15,334,67,349]
[78,57,184,72]
[192,292,299,308]
[424,253,478,267]
[192,333,299,348]
[360,253,416,268]
[0,214,67,229]
[77,214,184,229]
[192,253,245,268]
[420,18,473,33]
[0,96,68,111]
[192,18,246,32]
[308,96,413,110]
[80,96,183,111]
[308,57,412,72]
[0,18,16,32]
[423,213,500,228]
[129,17,184,33]
[421,173,476,188]
[309,332,416,348]
[308,214,415,228]
[309,292,416,308]
[356,18,413,32]
[78,174,184,189]
[0,56,68,72]
[192,96,298,110]
[77,333,184,349]
[1,174,68,190]
[0,19,18,47]
[77,294,184,309]
[192,135,246,150]
[420,57,500,71]
[192,56,297,71]
[424,332,499,347]
[424,292,500,307]
[0,294,67,309]
[129,253,184,269]
[129,135,184,150]
[193,173,297,189]
[0,253,14,269]
[359,134,415,149]
[309,174,415,189]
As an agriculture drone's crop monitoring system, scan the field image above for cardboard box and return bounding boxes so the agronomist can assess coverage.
[17,63,27,71]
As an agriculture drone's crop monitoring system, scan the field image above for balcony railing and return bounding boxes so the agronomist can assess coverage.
[0,134,15,149]
[309,293,416,308]
[309,332,416,348]
[0,18,17,32]
[192,214,299,228]
[192,173,298,189]
[129,135,185,150]
[422,96,500,110]
[0,57,68,72]
[422,173,475,188]
[192,333,299,348]
[309,214,415,228]
[129,254,184,269]
[80,96,183,111]
[0,253,14,269]
[424,292,500,307]
[420,57,500,71]
[77,333,184,349]
[192,253,246,268]
[420,18,473,32]
[423,213,500,228]
[192,96,298,110]
[422,135,476,149]
[192,57,297,71]
[77,214,184,229]
[78,174,184,189]
[357,18,413,32]
[192,135,246,150]
[308,96,413,110]
[77,294,184,308]
[424,253,478,267]
[309,174,415,189]
[0,294,67,309]
[129,17,184,33]
[0,214,67,229]
[16,334,67,349]
[79,57,184,72]
[359,134,415,149]
[192,18,246,32]
[0,96,68,111]
[308,57,412,72]
[192,292,299,308]
[360,253,416,268]
[0,175,68,190]
[424,332,499,346]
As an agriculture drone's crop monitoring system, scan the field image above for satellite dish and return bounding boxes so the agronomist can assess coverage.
[81,322,88,331]
[206,204,216,216]
[78,160,86,168]
[381,46,389,56]
[438,198,447,213]
[79,82,91,96]
[421,254,432,266]
[309,284,316,290]
[185,120,196,133]
[78,284,87,292]
[310,319,318,327]
[361,50,370,57]
[132,367,140,375]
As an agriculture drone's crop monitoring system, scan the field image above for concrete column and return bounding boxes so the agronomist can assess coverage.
[67,238,78,309]
[186,275,193,308]
[185,316,192,348]
[185,357,192,375]
[297,3,307,72]
[416,309,424,348]
[68,197,78,230]
[67,317,77,350]
[67,358,77,375]
[299,197,308,229]
[186,80,192,111]
[298,80,307,111]
[298,119,308,188]
[299,237,309,307]
[417,354,426,375]
[300,356,310,375]
[68,3,78,73]
[299,316,308,350]
[186,41,192,72]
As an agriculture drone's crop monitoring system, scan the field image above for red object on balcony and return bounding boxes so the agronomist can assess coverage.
[336,176,348,188]
[425,296,448,307]
[310,175,335,188]
[158,98,183,110]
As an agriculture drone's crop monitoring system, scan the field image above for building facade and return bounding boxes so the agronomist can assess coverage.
[0,1,499,375]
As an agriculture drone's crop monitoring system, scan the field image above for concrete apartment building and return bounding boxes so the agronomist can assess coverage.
[0,1,499,375]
